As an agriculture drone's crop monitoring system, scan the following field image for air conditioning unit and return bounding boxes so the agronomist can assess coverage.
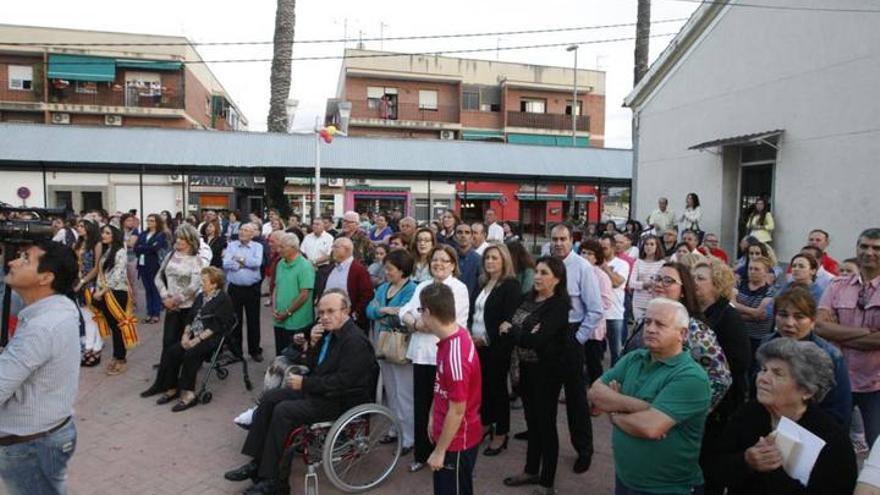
[168,174,184,183]
[104,115,123,126]
[440,130,455,140]
[253,176,266,184]
[51,113,70,125]
[328,178,342,187]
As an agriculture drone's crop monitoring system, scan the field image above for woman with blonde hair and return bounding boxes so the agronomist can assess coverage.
[471,243,521,456]
[155,224,205,356]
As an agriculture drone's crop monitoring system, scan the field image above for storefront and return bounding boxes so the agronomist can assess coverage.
[345,185,411,216]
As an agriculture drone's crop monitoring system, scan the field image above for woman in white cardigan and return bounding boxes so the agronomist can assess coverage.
[399,244,470,473]
[680,192,703,236]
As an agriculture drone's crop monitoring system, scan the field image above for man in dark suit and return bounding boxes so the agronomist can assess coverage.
[313,237,374,329]
[224,290,377,495]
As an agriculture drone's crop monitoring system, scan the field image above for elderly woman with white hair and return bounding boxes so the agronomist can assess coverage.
[712,338,857,494]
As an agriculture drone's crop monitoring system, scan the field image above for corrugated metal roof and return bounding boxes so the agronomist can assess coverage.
[688,130,783,150]
[0,123,632,183]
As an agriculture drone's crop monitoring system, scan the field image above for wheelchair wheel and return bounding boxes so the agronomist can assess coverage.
[199,391,212,404]
[216,368,229,380]
[322,404,401,493]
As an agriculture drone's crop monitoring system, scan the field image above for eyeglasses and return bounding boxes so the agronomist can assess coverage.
[652,275,682,287]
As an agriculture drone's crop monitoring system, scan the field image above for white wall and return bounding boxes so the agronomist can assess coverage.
[633,0,880,261]
[114,185,180,217]
[0,172,44,207]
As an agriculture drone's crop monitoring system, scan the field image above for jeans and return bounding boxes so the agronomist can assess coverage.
[854,390,880,447]
[615,476,704,495]
[0,418,76,495]
[606,319,627,366]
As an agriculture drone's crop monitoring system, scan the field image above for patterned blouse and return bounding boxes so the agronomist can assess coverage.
[99,249,129,292]
[155,252,204,309]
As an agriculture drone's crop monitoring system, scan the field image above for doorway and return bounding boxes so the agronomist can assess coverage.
[738,164,774,244]
[81,191,103,212]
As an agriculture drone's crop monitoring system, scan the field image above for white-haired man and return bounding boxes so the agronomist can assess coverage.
[340,210,374,265]
[589,298,711,495]
[271,233,315,356]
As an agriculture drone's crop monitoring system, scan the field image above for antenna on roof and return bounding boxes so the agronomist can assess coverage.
[357,30,364,50]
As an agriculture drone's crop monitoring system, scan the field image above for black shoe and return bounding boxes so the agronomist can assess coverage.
[156,391,179,405]
[513,430,529,441]
[379,435,397,445]
[401,446,413,456]
[483,436,508,456]
[243,479,277,495]
[224,461,258,482]
[171,398,198,412]
[503,474,539,487]
[140,385,163,398]
[573,454,592,474]
[250,353,264,363]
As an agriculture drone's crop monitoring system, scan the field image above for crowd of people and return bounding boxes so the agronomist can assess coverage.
[2,195,880,495]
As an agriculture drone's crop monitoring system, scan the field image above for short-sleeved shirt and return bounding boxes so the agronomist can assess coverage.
[736,281,775,339]
[601,348,710,494]
[432,327,482,452]
[819,273,880,392]
[274,254,316,330]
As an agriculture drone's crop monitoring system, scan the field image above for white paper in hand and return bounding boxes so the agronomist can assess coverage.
[772,416,827,486]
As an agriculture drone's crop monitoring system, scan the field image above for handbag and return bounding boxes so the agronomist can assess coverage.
[377,329,410,364]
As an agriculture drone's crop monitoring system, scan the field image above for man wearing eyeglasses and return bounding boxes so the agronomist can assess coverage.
[817,228,880,447]
[340,210,374,266]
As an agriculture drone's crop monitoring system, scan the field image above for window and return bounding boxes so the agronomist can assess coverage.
[8,65,33,91]
[462,91,479,110]
[565,100,583,116]
[520,98,546,113]
[418,90,438,110]
[479,86,501,112]
[367,86,398,109]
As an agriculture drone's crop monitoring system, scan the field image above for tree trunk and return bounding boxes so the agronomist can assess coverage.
[265,0,296,218]
[634,0,651,85]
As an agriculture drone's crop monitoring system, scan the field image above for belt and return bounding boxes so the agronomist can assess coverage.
[0,417,71,447]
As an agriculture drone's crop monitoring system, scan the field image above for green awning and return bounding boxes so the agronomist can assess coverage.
[462,130,505,141]
[48,54,116,82]
[507,133,590,147]
[117,59,183,71]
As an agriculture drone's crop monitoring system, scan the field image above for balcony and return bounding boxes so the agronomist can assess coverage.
[506,111,589,132]
[47,85,184,109]
[350,100,460,127]
[0,79,43,108]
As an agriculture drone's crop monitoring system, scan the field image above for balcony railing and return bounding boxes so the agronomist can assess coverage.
[350,100,459,124]
[507,111,589,131]
[46,84,184,109]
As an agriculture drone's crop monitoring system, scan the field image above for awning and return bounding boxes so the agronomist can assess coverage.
[456,192,502,200]
[48,54,116,82]
[462,131,505,141]
[515,192,596,201]
[689,130,783,150]
[117,59,183,71]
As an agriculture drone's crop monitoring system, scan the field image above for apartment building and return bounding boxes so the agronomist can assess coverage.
[0,24,248,214]
[327,48,607,228]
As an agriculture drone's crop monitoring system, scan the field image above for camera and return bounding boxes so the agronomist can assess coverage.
[0,203,68,245]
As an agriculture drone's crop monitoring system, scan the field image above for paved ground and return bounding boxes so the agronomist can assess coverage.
[67,292,616,495]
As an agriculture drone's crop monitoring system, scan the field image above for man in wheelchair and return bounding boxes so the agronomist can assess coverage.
[224,289,377,495]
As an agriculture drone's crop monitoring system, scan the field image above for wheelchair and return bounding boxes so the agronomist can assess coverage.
[279,403,403,495]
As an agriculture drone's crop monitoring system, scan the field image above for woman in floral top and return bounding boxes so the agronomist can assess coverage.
[94,225,135,376]
[623,262,733,410]
[155,224,205,356]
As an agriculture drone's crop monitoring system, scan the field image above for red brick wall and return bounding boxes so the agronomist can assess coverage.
[348,127,440,139]
[0,55,44,103]
[584,93,605,146]
[346,77,460,118]
[183,67,212,129]
[504,87,604,141]
[460,110,503,129]
[124,116,191,129]
[0,110,43,123]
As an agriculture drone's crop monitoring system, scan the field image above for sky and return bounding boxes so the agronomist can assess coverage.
[6,0,700,148]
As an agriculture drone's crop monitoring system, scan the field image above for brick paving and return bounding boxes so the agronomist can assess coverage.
[66,293,616,495]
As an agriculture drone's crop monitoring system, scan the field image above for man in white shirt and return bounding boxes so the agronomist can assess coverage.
[471,222,490,256]
[600,235,632,366]
[646,197,677,236]
[300,218,333,266]
[485,209,504,242]
[262,209,280,237]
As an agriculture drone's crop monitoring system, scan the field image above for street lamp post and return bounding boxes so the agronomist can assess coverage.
[566,45,579,147]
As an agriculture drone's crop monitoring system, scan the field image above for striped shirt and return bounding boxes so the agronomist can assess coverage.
[0,294,80,436]
[432,327,482,452]
[736,281,776,339]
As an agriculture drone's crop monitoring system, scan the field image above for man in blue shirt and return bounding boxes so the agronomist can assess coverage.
[551,223,604,474]
[223,222,265,362]
[454,223,481,300]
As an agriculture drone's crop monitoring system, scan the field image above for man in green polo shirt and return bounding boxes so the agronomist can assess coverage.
[271,233,315,356]
[588,298,710,495]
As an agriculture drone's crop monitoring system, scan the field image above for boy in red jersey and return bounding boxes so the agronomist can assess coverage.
[419,282,482,495]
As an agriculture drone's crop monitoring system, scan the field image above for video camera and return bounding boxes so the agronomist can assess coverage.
[0,203,69,245]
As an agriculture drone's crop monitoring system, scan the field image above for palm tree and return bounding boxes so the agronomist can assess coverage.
[265,0,296,217]
[634,0,651,85]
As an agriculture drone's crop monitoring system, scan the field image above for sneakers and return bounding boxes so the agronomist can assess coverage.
[105,359,127,376]
[234,407,257,430]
